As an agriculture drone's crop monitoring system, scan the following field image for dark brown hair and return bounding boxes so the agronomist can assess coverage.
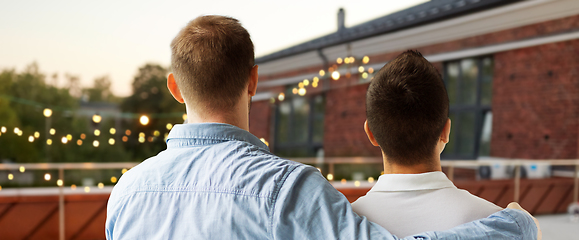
[171,15,254,111]
[366,50,449,165]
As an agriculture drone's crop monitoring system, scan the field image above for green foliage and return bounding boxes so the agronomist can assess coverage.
[82,75,122,103]
[0,62,184,165]
[0,62,188,188]
[120,64,185,161]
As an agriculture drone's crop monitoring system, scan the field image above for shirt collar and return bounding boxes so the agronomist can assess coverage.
[369,171,456,192]
[166,123,270,152]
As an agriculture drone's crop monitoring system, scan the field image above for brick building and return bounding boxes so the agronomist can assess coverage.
[250,0,579,162]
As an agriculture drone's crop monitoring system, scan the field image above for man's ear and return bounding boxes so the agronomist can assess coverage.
[440,118,451,144]
[167,73,185,103]
[248,65,259,96]
[364,120,379,147]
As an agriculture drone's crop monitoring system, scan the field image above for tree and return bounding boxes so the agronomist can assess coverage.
[0,63,131,164]
[120,63,185,160]
[65,73,82,98]
[82,75,120,103]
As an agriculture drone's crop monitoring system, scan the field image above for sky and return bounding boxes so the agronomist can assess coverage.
[0,0,428,96]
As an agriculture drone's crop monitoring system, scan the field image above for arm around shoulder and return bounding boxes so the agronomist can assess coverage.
[270,165,401,240]
[414,208,539,240]
[269,165,539,240]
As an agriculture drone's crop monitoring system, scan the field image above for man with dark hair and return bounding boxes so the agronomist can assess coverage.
[352,50,502,237]
[106,17,539,239]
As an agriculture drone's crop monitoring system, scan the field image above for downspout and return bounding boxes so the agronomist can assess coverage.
[316,48,329,165]
[317,48,330,92]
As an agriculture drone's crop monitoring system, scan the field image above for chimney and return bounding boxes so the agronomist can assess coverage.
[337,8,345,32]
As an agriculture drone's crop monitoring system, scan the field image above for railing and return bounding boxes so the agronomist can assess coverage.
[0,159,578,239]
[440,159,579,203]
[293,157,579,205]
[0,162,137,240]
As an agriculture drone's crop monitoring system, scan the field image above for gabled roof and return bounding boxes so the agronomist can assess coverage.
[256,0,522,63]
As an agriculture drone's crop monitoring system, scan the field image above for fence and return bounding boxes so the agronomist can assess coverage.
[291,157,579,206]
[0,162,135,240]
[0,159,578,240]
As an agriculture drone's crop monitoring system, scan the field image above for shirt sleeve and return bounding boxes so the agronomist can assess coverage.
[270,166,399,240]
[270,166,537,240]
[420,209,538,240]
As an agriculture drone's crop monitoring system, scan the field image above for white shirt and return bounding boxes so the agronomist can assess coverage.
[351,171,502,237]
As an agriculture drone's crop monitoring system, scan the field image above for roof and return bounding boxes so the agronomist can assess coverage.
[256,0,522,64]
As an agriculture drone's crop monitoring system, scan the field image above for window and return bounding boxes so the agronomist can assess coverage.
[442,56,493,159]
[274,88,325,158]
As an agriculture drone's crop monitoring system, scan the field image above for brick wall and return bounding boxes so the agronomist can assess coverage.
[491,40,579,159]
[324,82,381,157]
[254,14,579,158]
[249,101,272,143]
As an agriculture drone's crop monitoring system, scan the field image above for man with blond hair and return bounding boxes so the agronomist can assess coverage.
[106,15,539,239]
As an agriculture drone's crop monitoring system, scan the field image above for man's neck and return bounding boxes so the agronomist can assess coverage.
[184,90,251,131]
[184,103,249,131]
[382,154,442,174]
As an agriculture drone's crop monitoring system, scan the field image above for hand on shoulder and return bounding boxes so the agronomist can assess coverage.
[507,202,542,240]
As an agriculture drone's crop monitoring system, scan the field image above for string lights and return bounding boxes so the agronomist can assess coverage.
[277,55,372,101]
[259,138,269,147]
[0,120,183,149]
[92,114,102,124]
[139,115,150,126]
[43,108,52,118]
[331,71,341,80]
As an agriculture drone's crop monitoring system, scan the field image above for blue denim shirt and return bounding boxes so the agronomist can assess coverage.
[106,123,537,239]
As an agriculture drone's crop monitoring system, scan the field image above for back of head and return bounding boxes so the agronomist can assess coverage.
[366,50,449,165]
[171,15,254,112]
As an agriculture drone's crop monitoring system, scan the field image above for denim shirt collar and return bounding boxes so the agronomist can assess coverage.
[166,123,269,152]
